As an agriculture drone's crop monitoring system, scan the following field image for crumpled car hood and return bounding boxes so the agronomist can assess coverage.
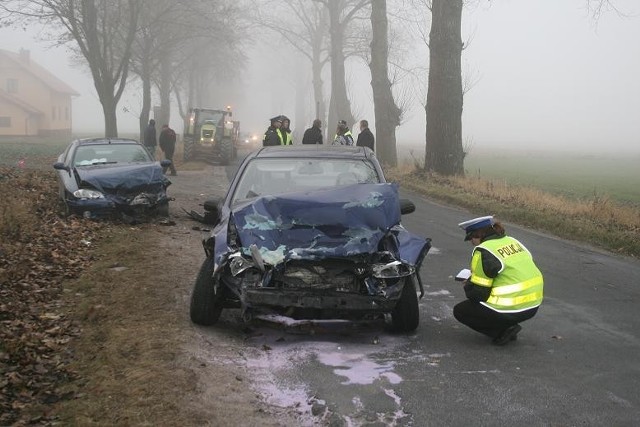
[222,183,428,267]
[75,163,168,194]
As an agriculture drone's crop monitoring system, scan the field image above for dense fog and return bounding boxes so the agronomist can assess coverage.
[0,0,638,154]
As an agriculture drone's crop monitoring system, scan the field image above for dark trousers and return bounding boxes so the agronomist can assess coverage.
[162,148,177,175]
[453,299,538,339]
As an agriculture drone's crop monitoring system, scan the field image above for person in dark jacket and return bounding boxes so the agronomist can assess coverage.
[263,116,283,146]
[159,124,177,176]
[356,119,375,151]
[144,119,157,158]
[302,119,323,145]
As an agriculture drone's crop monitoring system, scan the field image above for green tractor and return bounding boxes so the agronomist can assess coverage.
[183,107,238,164]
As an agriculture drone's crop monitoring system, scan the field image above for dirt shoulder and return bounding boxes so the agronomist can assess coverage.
[54,164,292,426]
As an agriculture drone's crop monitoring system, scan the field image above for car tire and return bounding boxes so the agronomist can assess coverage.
[190,256,225,326]
[157,202,169,217]
[391,275,419,332]
[58,198,70,218]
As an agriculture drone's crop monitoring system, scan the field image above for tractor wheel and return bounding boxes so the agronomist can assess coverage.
[391,275,420,332]
[219,138,233,165]
[183,140,193,162]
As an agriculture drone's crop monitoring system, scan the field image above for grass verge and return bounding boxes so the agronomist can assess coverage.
[386,165,640,258]
[54,225,198,425]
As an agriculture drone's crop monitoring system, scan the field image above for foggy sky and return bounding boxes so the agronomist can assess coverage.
[1,0,638,153]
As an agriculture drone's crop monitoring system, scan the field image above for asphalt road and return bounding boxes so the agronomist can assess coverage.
[201,156,640,426]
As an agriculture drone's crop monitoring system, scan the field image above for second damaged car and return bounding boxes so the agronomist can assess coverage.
[53,138,172,220]
[189,146,431,332]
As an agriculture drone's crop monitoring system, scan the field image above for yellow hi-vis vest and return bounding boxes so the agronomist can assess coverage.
[283,131,292,145]
[470,236,544,313]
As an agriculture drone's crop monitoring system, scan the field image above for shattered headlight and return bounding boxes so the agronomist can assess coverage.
[73,189,104,199]
[130,193,154,206]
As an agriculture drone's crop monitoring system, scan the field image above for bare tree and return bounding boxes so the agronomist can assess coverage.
[424,0,464,175]
[1,0,140,137]
[128,0,176,140]
[314,0,369,135]
[252,0,330,133]
[169,0,248,115]
[369,0,401,166]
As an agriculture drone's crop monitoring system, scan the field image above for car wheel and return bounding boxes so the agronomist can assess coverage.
[391,275,419,332]
[157,202,169,217]
[58,198,70,218]
[190,256,225,326]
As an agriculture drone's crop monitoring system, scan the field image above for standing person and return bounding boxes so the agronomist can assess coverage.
[263,116,283,146]
[332,120,354,146]
[144,119,157,158]
[453,216,544,345]
[280,115,293,145]
[159,124,177,176]
[302,119,323,145]
[356,119,375,151]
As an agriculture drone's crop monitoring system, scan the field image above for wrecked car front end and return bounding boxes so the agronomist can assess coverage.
[68,164,171,219]
[209,183,431,322]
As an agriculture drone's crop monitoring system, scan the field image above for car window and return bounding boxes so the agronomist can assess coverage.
[73,144,151,166]
[231,158,380,205]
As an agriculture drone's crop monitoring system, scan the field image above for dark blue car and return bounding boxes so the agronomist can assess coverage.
[53,138,171,219]
[190,146,431,332]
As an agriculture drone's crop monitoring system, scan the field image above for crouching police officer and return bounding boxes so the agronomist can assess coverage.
[454,216,544,345]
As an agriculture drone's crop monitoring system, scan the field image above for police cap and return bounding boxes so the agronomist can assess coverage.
[458,215,494,241]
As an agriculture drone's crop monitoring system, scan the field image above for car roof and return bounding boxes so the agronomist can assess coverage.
[75,138,140,146]
[250,145,374,160]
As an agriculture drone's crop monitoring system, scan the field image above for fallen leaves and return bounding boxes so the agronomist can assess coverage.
[0,166,109,426]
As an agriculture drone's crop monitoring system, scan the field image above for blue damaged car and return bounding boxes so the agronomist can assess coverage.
[189,146,431,332]
[53,138,171,219]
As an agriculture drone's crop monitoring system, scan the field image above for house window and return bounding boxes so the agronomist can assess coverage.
[0,117,11,127]
[6,79,18,93]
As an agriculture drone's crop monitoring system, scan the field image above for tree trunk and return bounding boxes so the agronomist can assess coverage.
[294,69,307,144]
[370,0,400,166]
[102,97,118,138]
[424,0,464,175]
[158,53,172,126]
[327,1,354,134]
[139,54,152,142]
[311,49,326,128]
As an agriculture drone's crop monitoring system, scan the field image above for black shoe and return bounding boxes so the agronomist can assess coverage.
[493,324,522,346]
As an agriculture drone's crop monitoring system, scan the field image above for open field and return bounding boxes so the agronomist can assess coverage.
[398,144,640,206]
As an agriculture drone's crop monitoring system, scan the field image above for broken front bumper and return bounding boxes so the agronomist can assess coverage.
[242,284,405,313]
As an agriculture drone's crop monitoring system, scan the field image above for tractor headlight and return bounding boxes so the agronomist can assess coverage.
[74,189,104,199]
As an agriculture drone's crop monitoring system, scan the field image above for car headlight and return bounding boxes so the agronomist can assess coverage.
[73,189,104,199]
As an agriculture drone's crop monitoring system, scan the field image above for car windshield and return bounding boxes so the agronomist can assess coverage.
[73,144,151,166]
[231,157,381,205]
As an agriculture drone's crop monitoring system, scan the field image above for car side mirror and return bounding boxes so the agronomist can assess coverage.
[399,199,416,215]
[160,159,172,167]
[53,162,69,172]
[203,198,223,225]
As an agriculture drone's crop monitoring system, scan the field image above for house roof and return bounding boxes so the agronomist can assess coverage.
[0,88,44,115]
[0,48,80,96]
